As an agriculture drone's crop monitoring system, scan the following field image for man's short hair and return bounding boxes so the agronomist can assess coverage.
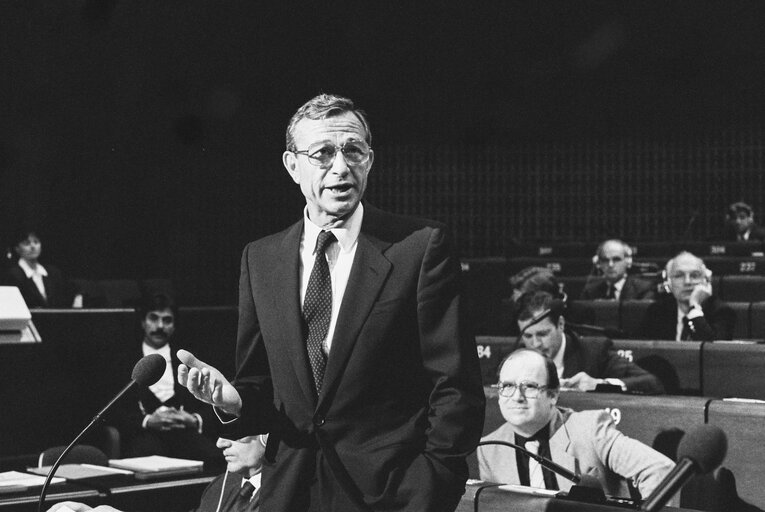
[728,201,754,218]
[285,94,372,152]
[497,348,560,394]
[595,239,632,259]
[516,291,565,325]
[510,267,562,297]
[137,293,178,320]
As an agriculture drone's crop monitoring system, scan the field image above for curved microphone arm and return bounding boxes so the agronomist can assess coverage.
[476,440,581,484]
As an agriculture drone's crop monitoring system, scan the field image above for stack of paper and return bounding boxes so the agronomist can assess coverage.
[109,456,203,480]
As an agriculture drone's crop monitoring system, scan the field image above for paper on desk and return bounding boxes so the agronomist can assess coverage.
[0,470,64,488]
[29,464,133,479]
[109,455,204,473]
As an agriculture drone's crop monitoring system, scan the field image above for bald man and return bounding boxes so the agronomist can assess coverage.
[580,240,656,301]
[635,252,734,341]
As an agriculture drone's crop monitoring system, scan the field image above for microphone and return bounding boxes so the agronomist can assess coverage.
[567,322,627,339]
[476,440,609,503]
[38,354,166,512]
[641,425,727,512]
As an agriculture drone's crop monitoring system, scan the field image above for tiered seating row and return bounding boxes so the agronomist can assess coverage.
[475,335,765,399]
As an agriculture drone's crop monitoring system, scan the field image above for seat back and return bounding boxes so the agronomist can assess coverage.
[38,444,108,468]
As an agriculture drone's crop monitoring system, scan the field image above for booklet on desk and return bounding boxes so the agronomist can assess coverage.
[0,471,65,493]
[29,464,133,481]
[109,456,204,480]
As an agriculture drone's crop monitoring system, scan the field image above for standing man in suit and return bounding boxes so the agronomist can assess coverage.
[516,291,664,394]
[177,94,485,511]
[477,349,673,497]
[48,434,267,512]
[580,239,656,301]
[109,293,222,466]
[636,252,734,341]
[726,201,765,242]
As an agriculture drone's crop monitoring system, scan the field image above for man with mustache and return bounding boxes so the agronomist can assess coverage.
[108,293,222,466]
[176,94,485,511]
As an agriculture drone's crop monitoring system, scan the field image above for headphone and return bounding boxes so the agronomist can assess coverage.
[660,253,712,294]
[592,239,633,272]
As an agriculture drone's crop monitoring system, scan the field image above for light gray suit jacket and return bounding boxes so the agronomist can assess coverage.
[476,407,674,499]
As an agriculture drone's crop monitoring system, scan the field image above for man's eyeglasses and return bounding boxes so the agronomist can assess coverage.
[491,381,549,399]
[292,140,371,168]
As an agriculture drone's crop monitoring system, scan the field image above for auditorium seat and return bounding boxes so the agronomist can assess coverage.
[558,275,589,300]
[749,302,765,339]
[506,257,594,276]
[570,300,619,331]
[98,279,142,308]
[461,257,510,335]
[619,300,654,338]
[702,342,765,399]
[707,400,765,510]
[726,302,751,339]
[718,275,765,302]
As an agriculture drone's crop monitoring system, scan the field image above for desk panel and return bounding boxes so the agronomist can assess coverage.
[707,400,765,510]
[475,336,517,385]
[557,392,709,449]
[611,339,702,395]
[702,342,765,399]
[0,483,100,512]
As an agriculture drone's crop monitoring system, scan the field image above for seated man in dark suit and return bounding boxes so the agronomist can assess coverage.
[635,252,735,341]
[477,349,674,498]
[727,201,765,242]
[108,293,223,466]
[580,239,656,301]
[49,434,267,512]
[516,291,664,394]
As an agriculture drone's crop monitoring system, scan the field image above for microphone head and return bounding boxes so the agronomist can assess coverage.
[132,353,167,386]
[677,425,727,474]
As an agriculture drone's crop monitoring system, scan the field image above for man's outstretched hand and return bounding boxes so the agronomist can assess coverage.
[177,349,242,417]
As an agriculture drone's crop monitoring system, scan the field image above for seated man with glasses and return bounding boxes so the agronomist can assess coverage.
[580,239,656,301]
[635,252,734,341]
[477,349,674,498]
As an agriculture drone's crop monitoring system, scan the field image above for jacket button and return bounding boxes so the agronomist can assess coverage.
[313,415,325,426]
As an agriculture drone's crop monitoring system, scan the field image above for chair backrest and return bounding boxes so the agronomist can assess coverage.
[38,444,108,468]
[719,275,765,302]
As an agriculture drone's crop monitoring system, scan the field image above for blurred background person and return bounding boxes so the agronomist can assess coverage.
[726,201,765,242]
[580,239,656,301]
[2,228,78,308]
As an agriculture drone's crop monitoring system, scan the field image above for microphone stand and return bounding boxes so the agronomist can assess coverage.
[38,380,136,512]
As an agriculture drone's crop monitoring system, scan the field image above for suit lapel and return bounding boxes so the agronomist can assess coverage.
[318,225,392,409]
[562,332,583,378]
[271,221,318,408]
[549,409,577,491]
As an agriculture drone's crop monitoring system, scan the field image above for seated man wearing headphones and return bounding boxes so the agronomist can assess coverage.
[516,291,664,394]
[580,239,656,301]
[636,252,735,341]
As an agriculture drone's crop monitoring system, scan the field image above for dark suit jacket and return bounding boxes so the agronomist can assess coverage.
[563,330,664,394]
[729,223,765,242]
[193,473,260,512]
[2,264,69,308]
[635,295,735,341]
[228,204,485,512]
[110,346,219,442]
[580,275,657,301]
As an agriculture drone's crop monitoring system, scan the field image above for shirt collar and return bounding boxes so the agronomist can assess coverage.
[18,259,48,278]
[142,342,172,360]
[243,472,262,492]
[612,276,626,294]
[552,333,566,378]
[302,202,364,253]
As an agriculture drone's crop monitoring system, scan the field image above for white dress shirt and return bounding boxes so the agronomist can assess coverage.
[299,203,363,354]
[18,259,48,300]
